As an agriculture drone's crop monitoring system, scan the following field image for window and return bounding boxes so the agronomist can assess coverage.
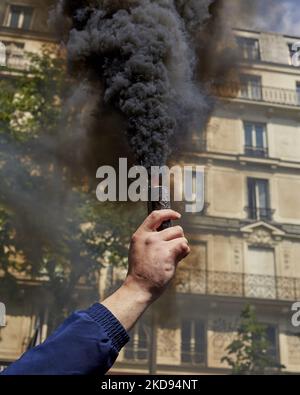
[265,325,279,361]
[5,5,33,30]
[296,82,300,105]
[240,74,262,101]
[124,322,149,361]
[288,43,294,65]
[181,319,205,365]
[244,122,268,157]
[245,247,276,299]
[247,178,272,221]
[253,324,279,362]
[288,42,300,66]
[236,37,261,61]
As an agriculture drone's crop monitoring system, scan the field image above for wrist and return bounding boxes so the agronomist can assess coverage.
[122,275,155,306]
[101,276,154,332]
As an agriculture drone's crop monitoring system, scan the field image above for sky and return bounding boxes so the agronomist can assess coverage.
[233,0,300,37]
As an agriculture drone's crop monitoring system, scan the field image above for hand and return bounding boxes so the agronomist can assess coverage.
[125,209,190,302]
[101,210,190,331]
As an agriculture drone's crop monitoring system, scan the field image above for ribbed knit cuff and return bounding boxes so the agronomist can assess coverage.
[86,303,130,352]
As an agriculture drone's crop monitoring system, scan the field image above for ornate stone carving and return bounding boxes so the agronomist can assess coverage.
[247,227,274,247]
[231,241,243,267]
[210,332,236,367]
[241,222,285,248]
[287,335,300,366]
[209,317,239,367]
[157,328,180,365]
[282,245,292,271]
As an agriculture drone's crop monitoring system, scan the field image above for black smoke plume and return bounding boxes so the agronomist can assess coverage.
[53,0,216,169]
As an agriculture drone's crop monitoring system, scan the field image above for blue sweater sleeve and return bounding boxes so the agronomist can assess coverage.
[1,303,129,375]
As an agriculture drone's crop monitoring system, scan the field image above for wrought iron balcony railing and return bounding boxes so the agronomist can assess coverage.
[244,145,269,158]
[5,54,29,70]
[245,206,275,221]
[213,82,300,108]
[0,44,29,71]
[176,270,300,301]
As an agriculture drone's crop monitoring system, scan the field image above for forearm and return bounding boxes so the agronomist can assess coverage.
[1,304,129,375]
[101,278,153,332]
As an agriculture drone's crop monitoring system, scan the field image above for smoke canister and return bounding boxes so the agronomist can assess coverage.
[148,185,172,231]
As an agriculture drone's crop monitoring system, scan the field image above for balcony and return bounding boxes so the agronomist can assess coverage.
[5,54,28,70]
[244,145,268,158]
[213,82,300,108]
[0,43,29,71]
[176,270,300,301]
[245,206,275,221]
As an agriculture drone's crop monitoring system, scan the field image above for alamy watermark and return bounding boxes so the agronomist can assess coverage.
[96,159,205,213]
[291,302,300,327]
[0,41,6,67]
[0,302,6,327]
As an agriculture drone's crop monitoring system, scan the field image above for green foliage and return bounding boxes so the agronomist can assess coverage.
[0,208,17,272]
[221,305,285,374]
[0,46,141,329]
[0,46,68,140]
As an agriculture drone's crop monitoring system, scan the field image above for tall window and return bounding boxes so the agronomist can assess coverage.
[5,5,33,30]
[245,247,276,299]
[288,43,294,65]
[296,82,300,105]
[253,324,279,362]
[247,178,271,221]
[288,42,300,66]
[124,322,149,361]
[244,122,268,157]
[236,37,261,61]
[265,325,279,361]
[240,74,262,101]
[181,319,205,365]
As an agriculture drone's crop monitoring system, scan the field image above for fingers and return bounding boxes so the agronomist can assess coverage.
[159,225,184,241]
[168,237,190,262]
[141,210,181,232]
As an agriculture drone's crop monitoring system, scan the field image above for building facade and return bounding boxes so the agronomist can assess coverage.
[112,29,300,374]
[0,1,300,374]
[0,0,55,72]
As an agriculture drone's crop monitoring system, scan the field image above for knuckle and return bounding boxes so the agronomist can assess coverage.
[145,234,156,245]
[175,225,184,235]
[151,210,160,221]
[181,241,188,250]
[131,232,139,243]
